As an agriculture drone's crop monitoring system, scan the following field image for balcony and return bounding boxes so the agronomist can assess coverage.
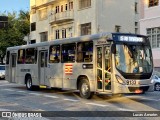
[33,0,55,9]
[49,10,74,24]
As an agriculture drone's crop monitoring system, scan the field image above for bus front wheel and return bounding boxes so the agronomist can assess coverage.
[79,79,93,99]
[26,76,33,90]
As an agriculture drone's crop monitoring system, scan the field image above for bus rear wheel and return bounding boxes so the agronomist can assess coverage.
[26,76,33,90]
[79,79,93,99]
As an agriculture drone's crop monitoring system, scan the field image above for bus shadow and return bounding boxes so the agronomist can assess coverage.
[11,86,80,97]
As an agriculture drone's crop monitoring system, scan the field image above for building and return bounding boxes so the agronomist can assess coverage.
[30,0,140,43]
[0,16,8,29]
[140,0,160,71]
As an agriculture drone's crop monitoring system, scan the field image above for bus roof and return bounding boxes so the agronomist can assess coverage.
[7,32,112,51]
[7,32,147,51]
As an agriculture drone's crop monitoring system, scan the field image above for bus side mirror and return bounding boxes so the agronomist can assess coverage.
[111,44,116,54]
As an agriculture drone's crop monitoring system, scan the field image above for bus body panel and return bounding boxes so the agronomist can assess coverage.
[5,32,154,96]
[48,63,63,88]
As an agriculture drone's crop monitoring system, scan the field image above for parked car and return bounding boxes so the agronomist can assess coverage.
[0,65,5,80]
[152,75,160,91]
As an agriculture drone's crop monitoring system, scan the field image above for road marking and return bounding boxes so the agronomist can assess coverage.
[0,80,9,83]
[140,97,160,101]
[64,98,80,102]
[29,93,42,96]
[43,95,59,98]
[86,103,108,107]
[3,89,15,91]
[118,108,134,111]
[17,91,26,93]
[126,96,159,101]
[0,84,15,86]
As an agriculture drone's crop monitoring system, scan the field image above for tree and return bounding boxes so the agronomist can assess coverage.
[0,10,29,64]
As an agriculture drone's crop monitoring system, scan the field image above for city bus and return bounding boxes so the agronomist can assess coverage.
[5,32,154,99]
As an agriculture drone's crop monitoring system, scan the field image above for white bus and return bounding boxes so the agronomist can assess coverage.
[6,32,154,99]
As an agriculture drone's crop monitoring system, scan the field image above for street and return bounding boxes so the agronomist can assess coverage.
[0,80,159,120]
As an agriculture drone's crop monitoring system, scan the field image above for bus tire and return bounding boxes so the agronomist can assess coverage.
[26,76,33,90]
[79,79,93,99]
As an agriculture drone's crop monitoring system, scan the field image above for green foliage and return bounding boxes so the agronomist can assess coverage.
[0,10,29,63]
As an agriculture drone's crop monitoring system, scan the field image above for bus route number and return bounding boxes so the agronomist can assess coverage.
[126,80,136,85]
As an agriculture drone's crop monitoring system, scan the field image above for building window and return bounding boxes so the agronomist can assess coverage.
[56,6,60,13]
[147,27,160,48]
[135,28,138,34]
[148,0,159,7]
[65,4,68,11]
[0,16,8,29]
[39,8,47,20]
[135,22,138,27]
[69,2,73,10]
[31,22,36,31]
[56,30,60,39]
[135,2,138,13]
[61,5,63,12]
[40,32,48,42]
[62,29,67,38]
[81,23,91,36]
[115,25,121,32]
[79,0,91,9]
[30,40,36,44]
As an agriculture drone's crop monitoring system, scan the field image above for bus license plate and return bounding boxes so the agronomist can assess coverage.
[126,80,136,85]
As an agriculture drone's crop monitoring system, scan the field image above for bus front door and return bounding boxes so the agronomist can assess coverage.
[10,54,17,83]
[96,46,111,92]
[39,51,48,85]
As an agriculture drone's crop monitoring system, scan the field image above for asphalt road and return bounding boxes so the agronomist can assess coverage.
[0,80,159,120]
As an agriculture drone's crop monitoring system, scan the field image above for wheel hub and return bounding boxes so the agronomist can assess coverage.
[81,83,89,95]
[155,84,160,91]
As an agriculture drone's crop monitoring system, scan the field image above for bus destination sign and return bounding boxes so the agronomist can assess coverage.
[112,34,145,43]
[119,36,143,42]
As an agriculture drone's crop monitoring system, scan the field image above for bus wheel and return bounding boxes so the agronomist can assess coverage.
[26,76,33,90]
[79,79,93,99]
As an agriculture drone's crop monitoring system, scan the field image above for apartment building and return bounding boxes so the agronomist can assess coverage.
[30,0,140,43]
[140,0,160,71]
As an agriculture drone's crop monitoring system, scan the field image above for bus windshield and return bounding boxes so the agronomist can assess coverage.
[115,44,153,74]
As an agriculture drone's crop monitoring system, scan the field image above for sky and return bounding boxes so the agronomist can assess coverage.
[0,0,29,13]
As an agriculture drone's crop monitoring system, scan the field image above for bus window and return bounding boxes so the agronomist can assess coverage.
[17,49,25,64]
[6,51,10,64]
[26,48,37,64]
[77,42,93,62]
[49,45,60,63]
[62,43,75,63]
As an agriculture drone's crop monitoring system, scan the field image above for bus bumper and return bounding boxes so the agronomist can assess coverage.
[125,84,154,93]
[113,84,154,94]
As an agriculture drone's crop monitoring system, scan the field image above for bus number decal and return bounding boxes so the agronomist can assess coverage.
[126,80,136,85]
[65,64,73,75]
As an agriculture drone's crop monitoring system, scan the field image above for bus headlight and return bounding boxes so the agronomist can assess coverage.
[150,79,154,84]
[116,75,125,85]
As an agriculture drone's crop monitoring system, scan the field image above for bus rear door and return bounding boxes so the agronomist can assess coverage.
[39,51,48,85]
[96,45,112,93]
[10,53,17,83]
